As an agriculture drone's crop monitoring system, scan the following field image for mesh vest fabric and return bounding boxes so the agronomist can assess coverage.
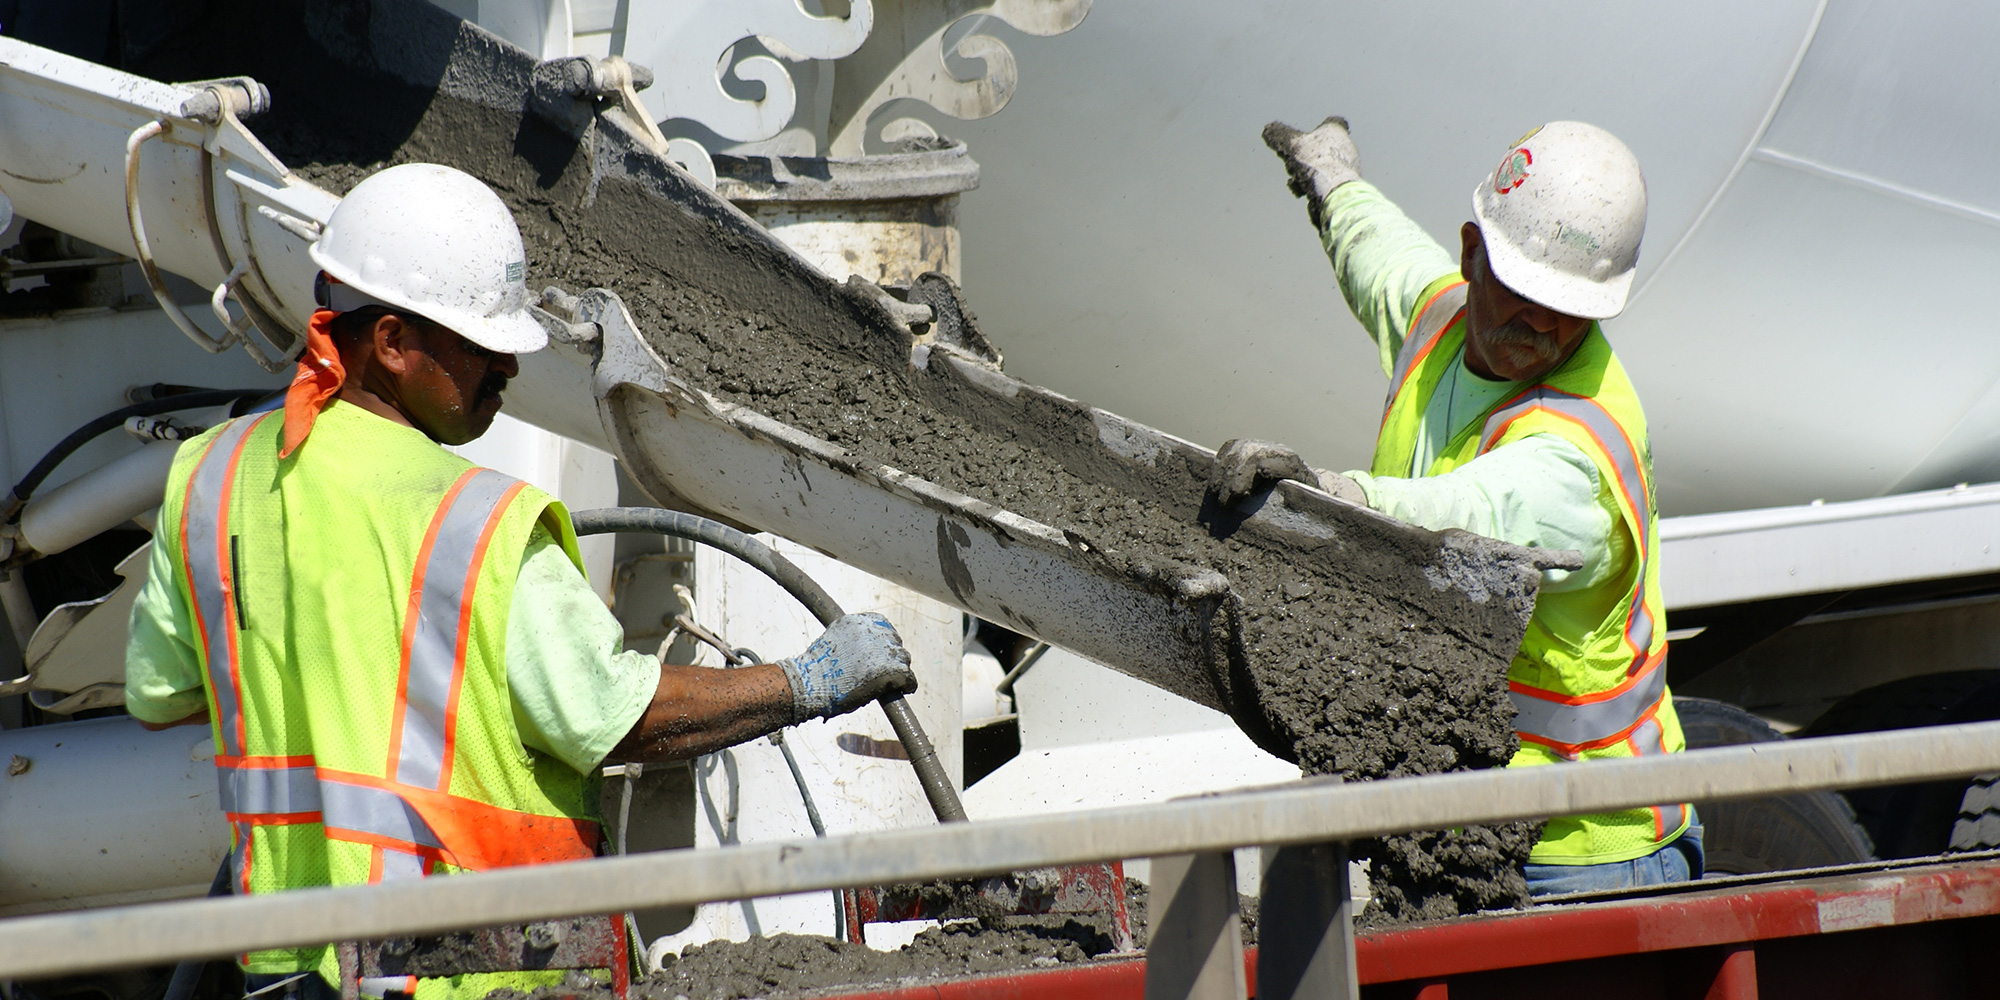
[159,402,604,989]
[1370,279,1689,866]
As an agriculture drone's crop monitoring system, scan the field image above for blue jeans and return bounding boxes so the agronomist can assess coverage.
[1523,818,1704,897]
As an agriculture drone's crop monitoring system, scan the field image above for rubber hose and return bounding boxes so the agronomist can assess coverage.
[571,507,968,823]
[162,857,233,1000]
[4,388,274,521]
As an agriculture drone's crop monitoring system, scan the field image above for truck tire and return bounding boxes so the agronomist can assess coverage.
[1949,773,2000,851]
[1799,671,2000,858]
[1674,697,1876,874]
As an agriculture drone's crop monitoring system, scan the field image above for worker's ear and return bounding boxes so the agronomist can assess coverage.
[368,314,424,376]
[1460,222,1483,283]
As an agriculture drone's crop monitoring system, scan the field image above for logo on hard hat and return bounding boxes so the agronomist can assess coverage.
[505,261,526,283]
[1493,148,1533,194]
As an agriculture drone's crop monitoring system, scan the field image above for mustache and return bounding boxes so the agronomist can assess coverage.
[1482,318,1564,367]
[477,372,510,403]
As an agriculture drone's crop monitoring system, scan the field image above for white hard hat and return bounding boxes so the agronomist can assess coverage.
[1470,122,1647,320]
[308,163,546,354]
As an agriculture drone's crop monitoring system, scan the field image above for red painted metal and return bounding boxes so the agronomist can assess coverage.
[1358,857,2000,983]
[808,858,2000,999]
[1704,944,1756,1000]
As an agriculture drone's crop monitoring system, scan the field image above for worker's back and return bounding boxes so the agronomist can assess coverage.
[155,400,602,979]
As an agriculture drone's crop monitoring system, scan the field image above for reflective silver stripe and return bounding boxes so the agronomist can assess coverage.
[217,765,322,817]
[183,416,269,759]
[394,468,520,790]
[1629,717,1687,836]
[1384,283,1468,415]
[1480,387,1656,667]
[1631,715,1666,757]
[377,850,426,882]
[1509,660,1667,749]
[319,778,444,850]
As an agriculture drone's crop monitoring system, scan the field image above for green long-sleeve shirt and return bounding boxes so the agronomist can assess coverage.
[1319,180,1626,593]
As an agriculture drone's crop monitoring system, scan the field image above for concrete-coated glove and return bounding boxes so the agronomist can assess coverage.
[778,612,917,723]
[1212,438,1366,509]
[1262,117,1362,229]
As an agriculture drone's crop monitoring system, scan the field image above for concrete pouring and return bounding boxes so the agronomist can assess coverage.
[137,0,1550,937]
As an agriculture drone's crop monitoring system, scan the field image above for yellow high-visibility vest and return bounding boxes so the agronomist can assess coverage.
[160,403,603,991]
[1371,279,1690,865]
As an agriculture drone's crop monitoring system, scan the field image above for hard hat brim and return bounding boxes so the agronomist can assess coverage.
[309,243,549,355]
[454,309,550,355]
[1472,187,1634,321]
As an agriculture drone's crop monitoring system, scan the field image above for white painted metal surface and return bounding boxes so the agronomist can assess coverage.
[0,38,336,365]
[1659,481,2000,610]
[0,717,226,916]
[17,441,177,557]
[964,645,1300,899]
[821,0,1093,158]
[7,719,2000,978]
[931,0,2000,517]
[0,308,277,499]
[621,1,873,144]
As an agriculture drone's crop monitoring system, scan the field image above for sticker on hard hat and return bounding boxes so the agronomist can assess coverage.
[1493,148,1532,194]
[506,261,525,283]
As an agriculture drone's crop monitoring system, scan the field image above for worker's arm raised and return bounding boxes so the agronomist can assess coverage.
[1318,183,1459,379]
[1263,117,1458,378]
[611,613,916,763]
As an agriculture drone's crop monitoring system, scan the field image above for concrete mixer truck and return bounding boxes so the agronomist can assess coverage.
[0,1,1999,997]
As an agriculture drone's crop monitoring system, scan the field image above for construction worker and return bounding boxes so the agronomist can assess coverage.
[122,163,918,998]
[1218,119,1699,894]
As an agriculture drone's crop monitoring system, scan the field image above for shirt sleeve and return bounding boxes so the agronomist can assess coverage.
[1344,435,1625,594]
[1317,180,1462,378]
[124,539,209,725]
[506,525,661,775]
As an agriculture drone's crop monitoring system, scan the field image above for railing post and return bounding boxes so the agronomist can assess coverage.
[1707,943,1758,1000]
[1257,841,1357,1000]
[1144,852,1247,1000]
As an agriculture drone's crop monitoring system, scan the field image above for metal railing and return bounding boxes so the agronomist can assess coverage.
[4,719,2000,980]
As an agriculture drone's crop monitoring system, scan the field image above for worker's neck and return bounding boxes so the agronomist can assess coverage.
[336,380,418,433]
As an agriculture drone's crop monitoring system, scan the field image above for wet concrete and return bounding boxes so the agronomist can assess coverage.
[138,0,1538,923]
[488,881,1256,1000]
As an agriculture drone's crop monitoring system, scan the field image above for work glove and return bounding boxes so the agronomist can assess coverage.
[777,612,917,724]
[1212,438,1367,509]
[1262,117,1362,229]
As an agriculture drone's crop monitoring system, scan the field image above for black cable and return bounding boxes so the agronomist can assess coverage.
[3,389,274,523]
[570,507,968,825]
[571,508,842,625]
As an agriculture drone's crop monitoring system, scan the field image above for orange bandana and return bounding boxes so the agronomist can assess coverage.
[280,309,347,459]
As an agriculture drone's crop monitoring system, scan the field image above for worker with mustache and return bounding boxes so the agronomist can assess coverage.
[122,163,917,999]
[1217,119,1698,894]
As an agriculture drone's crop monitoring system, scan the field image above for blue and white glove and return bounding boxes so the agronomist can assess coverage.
[778,612,917,723]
